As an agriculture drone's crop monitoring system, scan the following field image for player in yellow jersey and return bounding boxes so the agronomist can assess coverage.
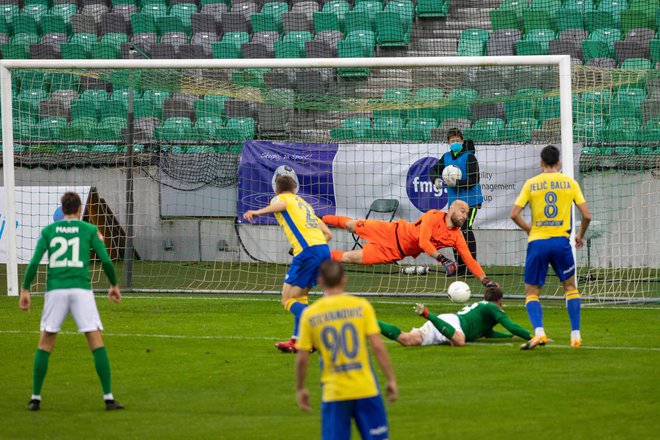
[511,145,592,349]
[243,175,333,353]
[296,261,397,440]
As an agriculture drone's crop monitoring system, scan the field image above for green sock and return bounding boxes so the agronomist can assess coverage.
[426,314,456,339]
[92,347,112,395]
[32,348,50,396]
[378,320,402,341]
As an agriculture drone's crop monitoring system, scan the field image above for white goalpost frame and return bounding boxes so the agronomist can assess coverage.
[0,55,574,297]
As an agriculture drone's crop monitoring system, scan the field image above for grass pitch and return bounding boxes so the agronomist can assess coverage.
[0,294,658,440]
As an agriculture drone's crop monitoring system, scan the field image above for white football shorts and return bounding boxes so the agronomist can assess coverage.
[40,288,103,333]
[411,313,463,346]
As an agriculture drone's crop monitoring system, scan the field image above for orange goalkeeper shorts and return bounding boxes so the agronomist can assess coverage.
[353,220,405,265]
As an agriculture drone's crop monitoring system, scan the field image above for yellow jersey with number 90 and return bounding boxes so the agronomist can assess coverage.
[271,192,327,256]
[514,172,586,242]
[297,294,381,402]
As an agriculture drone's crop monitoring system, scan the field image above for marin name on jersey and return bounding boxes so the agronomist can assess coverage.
[55,225,79,234]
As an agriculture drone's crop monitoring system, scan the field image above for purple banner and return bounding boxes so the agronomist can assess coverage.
[237,141,339,225]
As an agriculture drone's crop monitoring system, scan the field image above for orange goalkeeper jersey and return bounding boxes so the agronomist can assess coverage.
[397,210,485,278]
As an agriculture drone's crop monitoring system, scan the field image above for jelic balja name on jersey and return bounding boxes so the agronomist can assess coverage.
[529,181,572,192]
[55,226,79,234]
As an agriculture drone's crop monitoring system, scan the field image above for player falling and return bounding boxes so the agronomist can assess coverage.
[19,191,124,411]
[511,145,591,349]
[379,287,532,347]
[323,200,498,289]
[243,175,333,353]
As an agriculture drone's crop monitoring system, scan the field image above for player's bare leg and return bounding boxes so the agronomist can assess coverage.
[395,331,424,346]
[562,275,582,348]
[29,331,58,410]
[277,284,311,353]
[521,284,549,350]
[414,304,466,346]
[331,249,363,264]
[84,330,123,410]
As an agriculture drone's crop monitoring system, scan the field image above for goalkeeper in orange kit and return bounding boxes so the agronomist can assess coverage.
[322,200,498,288]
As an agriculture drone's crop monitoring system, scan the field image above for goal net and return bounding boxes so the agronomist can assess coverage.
[1,57,658,302]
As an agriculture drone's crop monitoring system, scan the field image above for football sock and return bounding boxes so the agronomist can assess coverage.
[566,289,581,334]
[321,215,351,229]
[32,348,50,396]
[286,298,308,339]
[331,250,344,262]
[378,321,402,341]
[525,295,544,334]
[425,313,456,339]
[92,347,112,395]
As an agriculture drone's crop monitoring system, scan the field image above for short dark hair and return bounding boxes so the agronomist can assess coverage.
[61,192,82,215]
[483,286,503,302]
[319,260,345,289]
[540,145,560,167]
[275,175,297,194]
[447,128,464,141]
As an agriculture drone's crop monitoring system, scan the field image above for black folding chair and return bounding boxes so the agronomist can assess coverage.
[351,198,399,250]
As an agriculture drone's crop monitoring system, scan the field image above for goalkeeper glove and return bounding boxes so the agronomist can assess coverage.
[436,255,458,276]
[481,277,499,288]
[414,303,429,318]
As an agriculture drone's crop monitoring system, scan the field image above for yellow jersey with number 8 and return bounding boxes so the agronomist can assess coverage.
[297,294,381,402]
[514,172,586,242]
[271,192,327,256]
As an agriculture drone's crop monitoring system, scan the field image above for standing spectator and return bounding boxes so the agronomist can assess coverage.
[430,128,483,276]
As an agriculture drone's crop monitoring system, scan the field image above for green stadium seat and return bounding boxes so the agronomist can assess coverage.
[38,117,68,139]
[338,40,372,77]
[564,0,594,13]
[650,39,660,65]
[505,99,535,120]
[48,73,79,91]
[621,10,653,34]
[500,118,538,142]
[537,96,560,121]
[461,28,489,43]
[71,100,98,120]
[231,68,267,88]
[555,10,584,32]
[156,117,199,142]
[402,118,436,142]
[524,28,556,50]
[598,0,628,26]
[590,28,622,47]
[490,10,520,31]
[523,10,553,32]
[0,16,7,35]
[90,42,119,59]
[385,0,414,24]
[274,40,304,58]
[17,88,47,104]
[344,11,374,34]
[530,0,561,14]
[574,116,605,139]
[1,43,29,59]
[621,58,652,69]
[373,87,411,118]
[416,0,449,18]
[131,13,156,34]
[448,88,479,102]
[220,117,255,141]
[100,101,127,120]
[641,118,660,141]
[69,33,98,52]
[603,117,642,141]
[11,16,38,36]
[323,1,351,19]
[51,4,78,24]
[582,40,613,62]
[251,13,283,34]
[100,117,127,139]
[133,98,160,119]
[499,0,529,17]
[194,96,226,118]
[617,86,647,105]
[345,30,376,53]
[170,3,197,28]
[585,11,616,32]
[465,118,505,142]
[457,39,485,56]
[79,89,109,107]
[156,16,185,35]
[516,40,549,55]
[142,3,168,19]
[375,12,410,47]
[212,32,249,59]
[313,12,342,34]
[11,32,39,47]
[408,87,444,119]
[610,100,642,120]
[331,117,372,140]
[23,4,49,21]
[195,116,223,139]
[0,5,19,24]
[437,105,470,123]
[40,15,67,35]
[101,33,129,50]
[371,117,404,140]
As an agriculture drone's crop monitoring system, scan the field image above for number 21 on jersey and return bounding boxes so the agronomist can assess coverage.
[49,237,83,268]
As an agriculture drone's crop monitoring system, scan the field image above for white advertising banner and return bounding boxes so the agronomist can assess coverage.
[0,186,91,263]
[333,144,551,229]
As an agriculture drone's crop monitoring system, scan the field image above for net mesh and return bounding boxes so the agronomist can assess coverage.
[3,62,659,301]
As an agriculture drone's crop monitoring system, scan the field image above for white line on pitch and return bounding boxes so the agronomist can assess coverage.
[1,330,659,352]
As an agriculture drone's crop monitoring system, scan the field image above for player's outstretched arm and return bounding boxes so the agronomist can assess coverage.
[243,200,287,223]
[575,202,592,249]
[295,350,312,412]
[368,334,398,403]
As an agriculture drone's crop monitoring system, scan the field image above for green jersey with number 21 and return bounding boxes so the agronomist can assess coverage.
[22,219,116,291]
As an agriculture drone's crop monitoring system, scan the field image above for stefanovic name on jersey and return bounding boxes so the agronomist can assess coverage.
[307,307,364,328]
[529,180,572,192]
[55,225,80,234]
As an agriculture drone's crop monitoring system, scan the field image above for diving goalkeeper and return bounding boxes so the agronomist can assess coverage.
[322,200,498,288]
[378,287,532,347]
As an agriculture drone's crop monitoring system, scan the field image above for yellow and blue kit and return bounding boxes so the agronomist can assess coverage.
[298,294,389,440]
[515,172,586,286]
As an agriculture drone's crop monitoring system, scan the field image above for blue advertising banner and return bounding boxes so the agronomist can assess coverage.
[237,141,339,225]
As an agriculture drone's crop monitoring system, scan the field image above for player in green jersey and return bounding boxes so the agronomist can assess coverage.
[378,287,532,346]
[19,192,124,411]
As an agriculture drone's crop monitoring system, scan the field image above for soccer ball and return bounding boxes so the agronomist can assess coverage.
[447,281,471,303]
[272,165,299,194]
[442,165,462,187]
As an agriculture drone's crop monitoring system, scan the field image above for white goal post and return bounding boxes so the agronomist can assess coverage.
[1,55,575,297]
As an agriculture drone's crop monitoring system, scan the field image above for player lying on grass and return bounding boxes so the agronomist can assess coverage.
[378,287,532,347]
[243,175,333,353]
[19,191,124,411]
[322,200,498,288]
